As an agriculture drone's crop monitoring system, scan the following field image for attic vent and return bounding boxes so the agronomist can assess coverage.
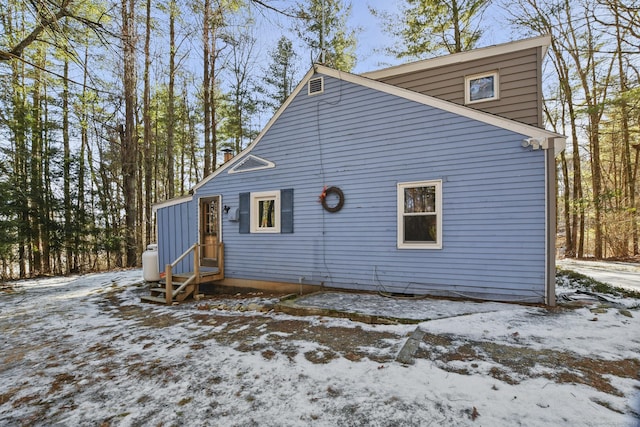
[228,154,275,174]
[308,77,324,95]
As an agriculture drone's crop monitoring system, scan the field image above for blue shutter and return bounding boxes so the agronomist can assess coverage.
[281,188,294,233]
[239,192,250,234]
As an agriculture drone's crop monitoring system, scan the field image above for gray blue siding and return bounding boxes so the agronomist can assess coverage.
[157,73,548,302]
[156,199,197,274]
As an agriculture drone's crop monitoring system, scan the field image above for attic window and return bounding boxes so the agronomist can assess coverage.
[308,77,324,95]
[465,71,499,104]
[228,155,275,174]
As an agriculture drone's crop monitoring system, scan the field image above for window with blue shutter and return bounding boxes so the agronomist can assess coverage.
[239,189,293,234]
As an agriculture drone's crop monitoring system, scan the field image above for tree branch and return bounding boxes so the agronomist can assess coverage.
[249,0,301,19]
[1,1,115,61]
[5,6,71,60]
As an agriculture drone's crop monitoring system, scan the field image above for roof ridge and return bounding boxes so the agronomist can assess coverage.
[360,35,551,80]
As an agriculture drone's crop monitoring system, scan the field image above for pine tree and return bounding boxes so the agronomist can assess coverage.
[373,0,489,58]
[295,0,357,71]
[259,36,298,114]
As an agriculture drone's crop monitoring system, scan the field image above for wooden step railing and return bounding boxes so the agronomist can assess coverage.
[163,242,224,304]
[165,243,197,304]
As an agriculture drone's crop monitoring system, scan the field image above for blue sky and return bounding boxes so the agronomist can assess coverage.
[348,0,518,73]
[252,0,517,75]
[244,0,520,134]
[347,0,401,72]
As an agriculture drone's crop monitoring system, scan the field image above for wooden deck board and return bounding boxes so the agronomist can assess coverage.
[173,269,220,281]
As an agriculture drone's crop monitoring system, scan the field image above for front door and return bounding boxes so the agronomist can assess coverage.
[200,196,220,267]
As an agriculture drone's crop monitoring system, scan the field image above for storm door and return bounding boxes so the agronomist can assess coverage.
[200,196,220,267]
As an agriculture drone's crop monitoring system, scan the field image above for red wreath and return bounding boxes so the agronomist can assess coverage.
[318,186,344,213]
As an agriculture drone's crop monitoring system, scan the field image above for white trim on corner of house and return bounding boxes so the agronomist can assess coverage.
[152,194,194,212]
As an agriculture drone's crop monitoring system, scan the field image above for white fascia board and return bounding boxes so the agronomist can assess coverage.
[361,35,552,80]
[553,137,567,156]
[317,65,566,155]
[187,48,564,198]
[191,67,318,193]
[152,194,193,212]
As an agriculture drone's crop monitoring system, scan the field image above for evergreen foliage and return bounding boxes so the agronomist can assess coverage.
[0,0,637,279]
[373,0,490,58]
[294,0,357,71]
[258,36,298,114]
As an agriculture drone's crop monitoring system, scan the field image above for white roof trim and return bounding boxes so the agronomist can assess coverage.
[152,194,193,212]
[316,65,565,155]
[361,35,552,80]
[190,46,564,194]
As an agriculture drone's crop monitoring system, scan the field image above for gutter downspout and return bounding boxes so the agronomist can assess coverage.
[545,138,557,306]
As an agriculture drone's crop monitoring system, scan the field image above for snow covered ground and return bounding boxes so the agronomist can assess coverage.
[557,258,640,292]
[1,263,639,426]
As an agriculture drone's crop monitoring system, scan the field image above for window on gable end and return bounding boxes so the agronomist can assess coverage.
[465,71,499,104]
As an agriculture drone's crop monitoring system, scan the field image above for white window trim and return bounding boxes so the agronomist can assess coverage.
[465,71,499,104]
[397,180,442,250]
[250,190,281,233]
[227,154,276,174]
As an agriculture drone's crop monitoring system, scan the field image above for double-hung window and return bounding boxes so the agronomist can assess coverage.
[397,180,442,249]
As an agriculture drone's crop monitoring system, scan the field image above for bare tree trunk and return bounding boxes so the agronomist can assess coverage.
[167,0,176,198]
[121,0,138,267]
[30,51,43,276]
[183,87,199,184]
[451,0,462,53]
[63,59,72,273]
[75,45,90,273]
[41,70,51,274]
[143,0,153,246]
[561,151,572,256]
[203,0,212,176]
[211,42,218,170]
[590,130,603,258]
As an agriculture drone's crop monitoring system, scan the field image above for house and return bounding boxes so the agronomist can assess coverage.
[151,35,566,306]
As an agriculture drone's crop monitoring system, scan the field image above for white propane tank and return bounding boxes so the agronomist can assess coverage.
[142,244,160,282]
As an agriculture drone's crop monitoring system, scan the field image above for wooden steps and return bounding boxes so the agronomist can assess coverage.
[141,269,223,304]
[141,242,224,305]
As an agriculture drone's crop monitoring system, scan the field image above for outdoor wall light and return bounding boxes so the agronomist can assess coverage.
[223,205,231,214]
[522,137,544,150]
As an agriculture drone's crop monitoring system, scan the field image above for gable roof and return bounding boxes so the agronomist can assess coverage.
[361,35,552,80]
[189,39,565,195]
